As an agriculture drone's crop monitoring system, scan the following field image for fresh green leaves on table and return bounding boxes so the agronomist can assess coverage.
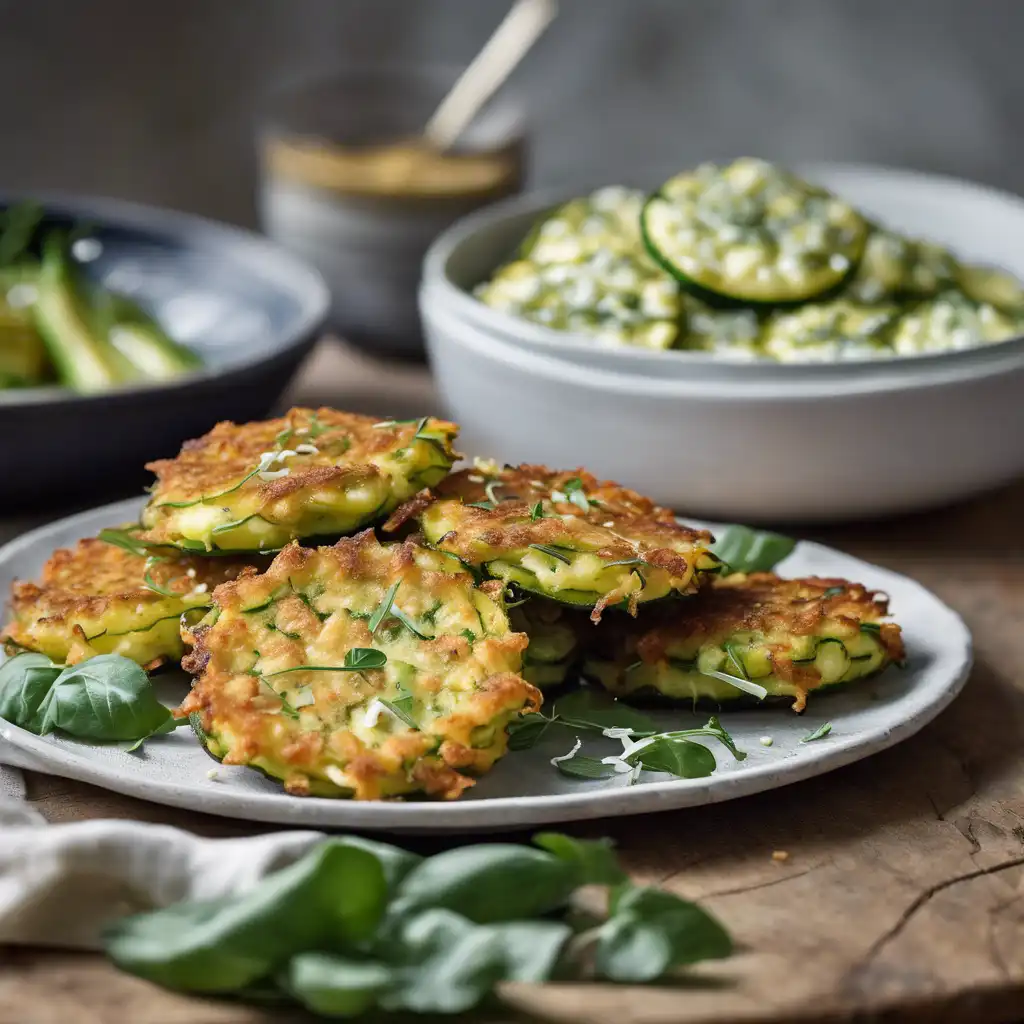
[105,842,389,993]
[105,833,733,1016]
[0,651,178,746]
[711,524,796,574]
[596,885,733,983]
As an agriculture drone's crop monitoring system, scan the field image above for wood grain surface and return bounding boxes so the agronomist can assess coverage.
[3,340,1024,1024]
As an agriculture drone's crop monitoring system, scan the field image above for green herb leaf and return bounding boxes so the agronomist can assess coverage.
[36,655,175,742]
[466,500,495,511]
[555,754,620,779]
[711,524,797,574]
[532,834,626,887]
[529,543,573,565]
[390,842,587,925]
[379,678,419,730]
[105,842,388,993]
[0,652,63,731]
[283,952,392,1018]
[506,713,555,750]
[595,885,733,982]
[801,722,832,743]
[345,648,387,670]
[368,581,400,635]
[561,477,592,513]
[391,605,434,641]
[97,526,159,559]
[381,910,570,1014]
[822,586,845,598]
[625,736,717,779]
[553,689,658,734]
[141,556,182,599]
[529,502,544,521]
[860,622,882,634]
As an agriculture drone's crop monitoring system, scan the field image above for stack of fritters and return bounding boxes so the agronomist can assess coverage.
[3,405,905,801]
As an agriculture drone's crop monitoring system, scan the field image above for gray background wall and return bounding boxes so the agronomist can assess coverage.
[1,0,1020,224]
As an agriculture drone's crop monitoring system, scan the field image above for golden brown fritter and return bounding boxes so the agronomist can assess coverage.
[585,572,905,711]
[387,461,720,621]
[2,538,253,666]
[139,407,459,553]
[181,530,540,801]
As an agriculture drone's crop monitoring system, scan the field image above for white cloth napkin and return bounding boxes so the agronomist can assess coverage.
[0,812,325,950]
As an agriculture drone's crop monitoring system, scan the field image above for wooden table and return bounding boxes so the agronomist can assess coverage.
[4,340,1024,1023]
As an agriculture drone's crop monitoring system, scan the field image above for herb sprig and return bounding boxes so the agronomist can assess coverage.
[509,689,746,782]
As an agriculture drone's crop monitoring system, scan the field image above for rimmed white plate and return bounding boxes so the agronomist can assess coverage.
[0,499,972,833]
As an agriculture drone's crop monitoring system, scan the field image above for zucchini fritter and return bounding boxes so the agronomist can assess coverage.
[389,462,721,621]
[511,600,584,689]
[139,408,459,553]
[584,573,904,712]
[181,531,540,801]
[1,538,249,666]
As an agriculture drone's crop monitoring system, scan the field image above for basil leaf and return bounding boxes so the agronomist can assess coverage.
[37,655,174,742]
[390,844,583,924]
[283,952,392,1018]
[344,648,387,670]
[335,836,422,895]
[0,652,63,731]
[125,715,188,753]
[533,833,626,887]
[554,754,619,780]
[105,842,388,993]
[711,525,796,574]
[801,722,832,743]
[626,736,717,779]
[595,885,733,982]
[382,909,570,1014]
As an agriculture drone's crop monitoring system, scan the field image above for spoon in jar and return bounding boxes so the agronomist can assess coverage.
[423,0,558,152]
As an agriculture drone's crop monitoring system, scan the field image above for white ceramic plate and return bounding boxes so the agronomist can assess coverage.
[0,499,972,833]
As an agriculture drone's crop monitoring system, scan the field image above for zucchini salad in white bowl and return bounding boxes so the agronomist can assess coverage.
[421,158,1024,521]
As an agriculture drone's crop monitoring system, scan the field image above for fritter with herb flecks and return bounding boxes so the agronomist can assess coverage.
[181,530,540,800]
[2,538,252,667]
[139,407,459,554]
[583,573,904,712]
[386,462,721,622]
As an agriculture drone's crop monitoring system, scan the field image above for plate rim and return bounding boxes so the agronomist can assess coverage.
[0,497,974,832]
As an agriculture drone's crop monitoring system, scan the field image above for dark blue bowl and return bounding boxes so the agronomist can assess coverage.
[0,193,329,503]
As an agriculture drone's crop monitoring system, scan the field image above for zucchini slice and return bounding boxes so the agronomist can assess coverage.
[583,572,904,712]
[641,158,868,307]
[761,298,900,363]
[891,289,1023,356]
[32,232,137,392]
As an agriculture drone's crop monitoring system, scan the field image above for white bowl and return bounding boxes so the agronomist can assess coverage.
[422,299,1024,522]
[420,163,1024,522]
[422,163,1024,382]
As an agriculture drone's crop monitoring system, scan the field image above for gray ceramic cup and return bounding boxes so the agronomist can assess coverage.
[258,66,525,361]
